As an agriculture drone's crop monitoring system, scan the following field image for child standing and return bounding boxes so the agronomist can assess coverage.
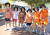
[18,7,26,30]
[39,4,48,35]
[12,7,19,29]
[32,7,40,33]
[26,9,32,32]
[4,2,12,31]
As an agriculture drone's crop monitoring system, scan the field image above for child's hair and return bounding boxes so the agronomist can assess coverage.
[14,7,18,11]
[5,2,10,7]
[20,7,25,11]
[27,9,32,13]
[33,7,39,11]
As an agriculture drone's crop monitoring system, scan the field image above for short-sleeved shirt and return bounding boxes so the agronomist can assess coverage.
[19,11,26,18]
[40,9,48,25]
[26,13,32,23]
[4,8,12,19]
[12,11,19,19]
[33,11,40,22]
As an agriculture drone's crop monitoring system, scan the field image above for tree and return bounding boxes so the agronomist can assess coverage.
[12,0,50,9]
[21,0,50,9]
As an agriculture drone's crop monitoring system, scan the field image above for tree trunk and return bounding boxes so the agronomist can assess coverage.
[30,0,32,10]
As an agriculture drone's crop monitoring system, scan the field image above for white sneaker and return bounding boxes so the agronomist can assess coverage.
[36,30,38,33]
[4,28,8,31]
[44,32,46,35]
[9,28,13,31]
[39,31,41,35]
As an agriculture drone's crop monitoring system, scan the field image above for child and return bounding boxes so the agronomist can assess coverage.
[26,9,32,32]
[12,7,19,29]
[4,2,12,31]
[32,7,40,33]
[18,7,26,30]
[39,4,48,35]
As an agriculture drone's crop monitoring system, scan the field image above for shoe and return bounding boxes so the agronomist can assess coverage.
[4,28,8,31]
[32,30,35,33]
[30,30,35,34]
[36,30,38,33]
[44,32,46,35]
[10,28,13,31]
[26,29,30,32]
[26,30,28,32]
[39,31,41,35]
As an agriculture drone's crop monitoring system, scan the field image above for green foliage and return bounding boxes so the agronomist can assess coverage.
[21,0,50,7]
[12,0,50,8]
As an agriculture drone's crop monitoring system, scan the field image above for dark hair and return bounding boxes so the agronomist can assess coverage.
[20,7,25,11]
[27,9,32,13]
[40,4,46,8]
[5,2,10,7]
[33,7,39,11]
[14,7,18,11]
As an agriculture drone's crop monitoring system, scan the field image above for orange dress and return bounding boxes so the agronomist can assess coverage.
[26,14,32,23]
[40,9,48,25]
[33,11,40,22]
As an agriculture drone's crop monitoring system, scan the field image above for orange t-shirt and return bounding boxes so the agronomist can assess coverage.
[26,14,32,23]
[40,9,48,24]
[33,11,40,22]
[4,8,12,19]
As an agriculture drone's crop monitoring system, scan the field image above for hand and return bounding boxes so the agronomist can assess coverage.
[42,19,44,21]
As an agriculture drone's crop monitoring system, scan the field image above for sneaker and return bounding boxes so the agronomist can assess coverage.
[10,28,13,31]
[12,27,16,30]
[44,32,46,35]
[36,30,38,33]
[4,28,8,31]
[30,30,35,34]
[26,29,30,32]
[26,30,28,32]
[39,31,41,35]
[32,30,35,33]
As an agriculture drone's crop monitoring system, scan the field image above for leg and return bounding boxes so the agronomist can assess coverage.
[15,21,16,27]
[43,25,46,32]
[4,21,8,31]
[39,24,42,34]
[5,21,7,27]
[13,21,14,27]
[8,21,11,28]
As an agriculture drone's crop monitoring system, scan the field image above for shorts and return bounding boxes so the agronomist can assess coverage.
[12,19,17,22]
[33,21,39,26]
[5,18,10,21]
[27,23,32,26]
[40,21,47,25]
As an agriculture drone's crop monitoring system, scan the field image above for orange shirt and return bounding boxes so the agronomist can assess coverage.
[40,9,48,24]
[4,8,12,19]
[33,11,40,22]
[26,14,32,23]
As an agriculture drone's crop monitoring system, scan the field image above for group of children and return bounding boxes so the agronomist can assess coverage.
[4,2,48,35]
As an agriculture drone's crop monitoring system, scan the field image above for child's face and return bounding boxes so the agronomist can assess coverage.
[35,8,37,12]
[22,8,25,11]
[42,6,45,10]
[6,4,9,7]
[28,10,31,13]
[15,8,17,11]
